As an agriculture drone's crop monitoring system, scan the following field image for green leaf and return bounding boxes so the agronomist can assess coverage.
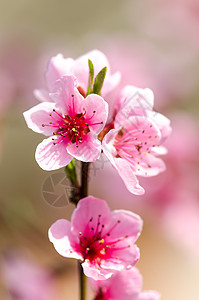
[93,66,107,95]
[86,59,94,96]
[64,159,78,186]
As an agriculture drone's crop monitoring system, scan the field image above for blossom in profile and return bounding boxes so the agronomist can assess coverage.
[90,267,160,300]
[35,49,120,101]
[23,75,108,170]
[49,196,142,280]
[102,85,171,195]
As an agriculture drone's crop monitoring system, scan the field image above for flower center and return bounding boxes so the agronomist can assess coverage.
[55,112,90,146]
[42,104,103,148]
[78,215,131,265]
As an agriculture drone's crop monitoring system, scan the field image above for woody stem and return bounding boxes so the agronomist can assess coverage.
[79,161,90,300]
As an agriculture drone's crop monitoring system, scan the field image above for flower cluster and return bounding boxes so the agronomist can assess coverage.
[23,50,169,299]
[23,50,171,195]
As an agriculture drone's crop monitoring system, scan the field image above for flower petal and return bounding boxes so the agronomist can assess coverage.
[71,196,112,237]
[67,132,102,162]
[115,86,154,127]
[135,154,166,177]
[93,268,142,299]
[146,110,172,143]
[34,88,52,102]
[101,244,140,271]
[35,136,73,170]
[114,158,145,195]
[138,291,161,300]
[79,94,108,134]
[102,71,121,97]
[71,50,111,94]
[23,102,57,136]
[106,209,143,243]
[48,219,82,260]
[82,260,113,280]
[50,75,81,115]
[45,54,74,90]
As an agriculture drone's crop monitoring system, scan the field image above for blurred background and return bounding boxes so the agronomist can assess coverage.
[0,0,199,299]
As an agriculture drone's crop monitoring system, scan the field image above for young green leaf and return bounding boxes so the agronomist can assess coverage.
[93,66,107,95]
[86,59,94,95]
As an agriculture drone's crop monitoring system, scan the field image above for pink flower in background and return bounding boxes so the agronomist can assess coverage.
[23,75,108,170]
[97,30,199,111]
[49,196,142,280]
[35,49,120,101]
[0,71,15,116]
[90,268,160,300]
[1,251,55,300]
[141,113,199,255]
[102,85,171,195]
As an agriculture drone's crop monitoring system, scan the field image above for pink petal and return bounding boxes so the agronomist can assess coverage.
[116,86,154,126]
[48,219,82,260]
[102,128,119,164]
[102,71,121,97]
[23,102,57,136]
[114,158,145,195]
[151,145,167,155]
[35,136,73,170]
[34,88,52,102]
[106,209,143,243]
[115,110,160,134]
[102,130,145,195]
[71,196,112,237]
[116,116,162,149]
[98,268,142,299]
[46,54,74,90]
[50,75,81,115]
[67,132,102,162]
[79,94,108,134]
[135,154,166,177]
[138,291,161,300]
[82,260,113,280]
[146,110,172,143]
[71,50,111,94]
[101,244,140,271]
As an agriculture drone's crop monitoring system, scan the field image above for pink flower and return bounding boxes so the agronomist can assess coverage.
[35,49,120,101]
[23,75,108,170]
[102,85,171,195]
[90,268,160,300]
[1,251,55,300]
[48,196,142,280]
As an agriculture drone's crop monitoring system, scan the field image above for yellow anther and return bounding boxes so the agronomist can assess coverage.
[98,239,104,244]
[72,128,76,132]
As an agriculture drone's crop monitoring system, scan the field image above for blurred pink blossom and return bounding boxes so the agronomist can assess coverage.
[0,36,41,106]
[49,196,142,280]
[0,70,15,115]
[90,267,160,300]
[1,251,55,300]
[97,32,198,110]
[23,75,108,170]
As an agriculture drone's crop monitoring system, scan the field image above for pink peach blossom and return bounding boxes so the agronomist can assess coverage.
[35,49,120,102]
[90,268,160,300]
[49,196,142,280]
[102,86,171,195]
[1,251,55,300]
[23,75,108,170]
